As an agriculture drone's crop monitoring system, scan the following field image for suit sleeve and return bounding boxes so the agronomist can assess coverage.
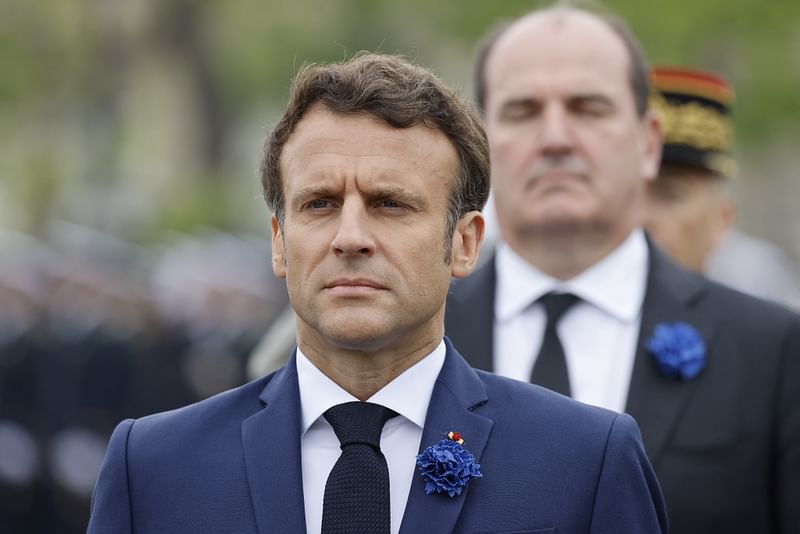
[778,316,800,533]
[87,419,135,534]
[589,413,668,534]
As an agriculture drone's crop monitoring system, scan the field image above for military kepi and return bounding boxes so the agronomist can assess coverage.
[650,67,736,177]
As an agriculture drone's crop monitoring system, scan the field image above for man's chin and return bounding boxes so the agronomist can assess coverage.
[325,336,396,355]
[317,318,396,352]
[517,214,590,237]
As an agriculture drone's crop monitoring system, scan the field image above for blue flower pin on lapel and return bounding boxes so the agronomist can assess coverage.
[646,322,706,380]
[416,431,482,497]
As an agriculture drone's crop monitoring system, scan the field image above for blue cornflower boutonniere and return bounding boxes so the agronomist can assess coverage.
[416,431,482,497]
[646,322,706,380]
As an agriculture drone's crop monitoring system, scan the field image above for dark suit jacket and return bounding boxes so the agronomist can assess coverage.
[87,340,666,533]
[445,243,800,534]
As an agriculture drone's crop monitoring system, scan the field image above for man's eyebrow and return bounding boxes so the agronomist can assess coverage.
[501,91,613,102]
[500,96,541,108]
[295,184,332,196]
[368,185,416,198]
[291,185,336,204]
[364,186,428,206]
[290,184,428,205]
[569,92,613,103]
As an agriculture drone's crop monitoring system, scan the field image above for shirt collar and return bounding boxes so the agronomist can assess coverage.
[296,340,446,435]
[496,229,648,323]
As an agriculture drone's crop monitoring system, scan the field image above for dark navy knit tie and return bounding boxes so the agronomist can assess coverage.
[321,401,398,534]
[530,292,579,396]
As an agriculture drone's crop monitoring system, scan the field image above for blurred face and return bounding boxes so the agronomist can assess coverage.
[644,167,734,272]
[272,105,482,353]
[483,11,661,251]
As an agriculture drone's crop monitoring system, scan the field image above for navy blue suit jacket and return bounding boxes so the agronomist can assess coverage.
[445,243,800,534]
[88,340,666,533]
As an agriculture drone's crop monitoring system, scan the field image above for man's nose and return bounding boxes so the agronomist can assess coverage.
[538,105,574,155]
[330,201,376,257]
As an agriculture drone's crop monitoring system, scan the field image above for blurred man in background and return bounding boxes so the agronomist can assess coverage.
[644,66,800,310]
[445,4,800,533]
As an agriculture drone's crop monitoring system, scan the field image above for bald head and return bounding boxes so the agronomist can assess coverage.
[475,6,650,117]
[477,4,662,279]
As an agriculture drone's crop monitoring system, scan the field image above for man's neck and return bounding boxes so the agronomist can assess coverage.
[296,327,443,401]
[505,227,635,281]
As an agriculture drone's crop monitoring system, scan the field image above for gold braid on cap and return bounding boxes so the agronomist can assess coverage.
[651,93,732,153]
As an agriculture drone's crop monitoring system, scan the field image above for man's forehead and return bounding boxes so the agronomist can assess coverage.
[496,9,617,48]
[284,105,375,145]
[279,105,458,184]
[487,10,630,83]
[283,108,398,162]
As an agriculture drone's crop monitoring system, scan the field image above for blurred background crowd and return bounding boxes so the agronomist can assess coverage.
[0,225,287,532]
[1,0,799,531]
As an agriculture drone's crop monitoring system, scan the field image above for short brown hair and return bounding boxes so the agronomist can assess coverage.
[474,2,651,117]
[260,52,490,257]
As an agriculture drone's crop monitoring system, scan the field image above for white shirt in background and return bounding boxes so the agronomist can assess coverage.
[494,229,648,412]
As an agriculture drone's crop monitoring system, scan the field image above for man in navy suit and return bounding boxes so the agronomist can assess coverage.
[445,5,800,534]
[88,53,666,533]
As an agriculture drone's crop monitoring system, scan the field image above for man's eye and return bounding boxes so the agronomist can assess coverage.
[660,189,685,203]
[308,199,331,209]
[381,199,402,209]
[499,104,538,122]
[573,99,613,118]
[650,185,684,203]
[579,106,608,118]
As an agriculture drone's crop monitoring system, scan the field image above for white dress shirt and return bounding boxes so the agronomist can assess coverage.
[297,341,445,534]
[494,229,648,412]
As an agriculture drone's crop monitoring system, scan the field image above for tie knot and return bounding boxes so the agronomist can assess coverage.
[539,292,579,324]
[324,401,397,449]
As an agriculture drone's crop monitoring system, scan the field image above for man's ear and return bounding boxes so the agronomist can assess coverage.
[710,193,736,251]
[640,110,663,182]
[451,211,485,279]
[271,215,286,279]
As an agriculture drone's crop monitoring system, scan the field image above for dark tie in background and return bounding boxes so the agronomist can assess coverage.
[321,401,398,534]
[530,292,579,396]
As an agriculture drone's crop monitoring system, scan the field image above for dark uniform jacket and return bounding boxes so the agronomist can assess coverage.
[445,242,800,534]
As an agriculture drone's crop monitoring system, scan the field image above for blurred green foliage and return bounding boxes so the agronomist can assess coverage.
[1,0,798,240]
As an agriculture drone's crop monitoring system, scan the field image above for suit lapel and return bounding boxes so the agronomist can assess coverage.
[625,244,716,464]
[445,256,497,371]
[400,340,493,534]
[241,354,307,534]
[240,344,495,533]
